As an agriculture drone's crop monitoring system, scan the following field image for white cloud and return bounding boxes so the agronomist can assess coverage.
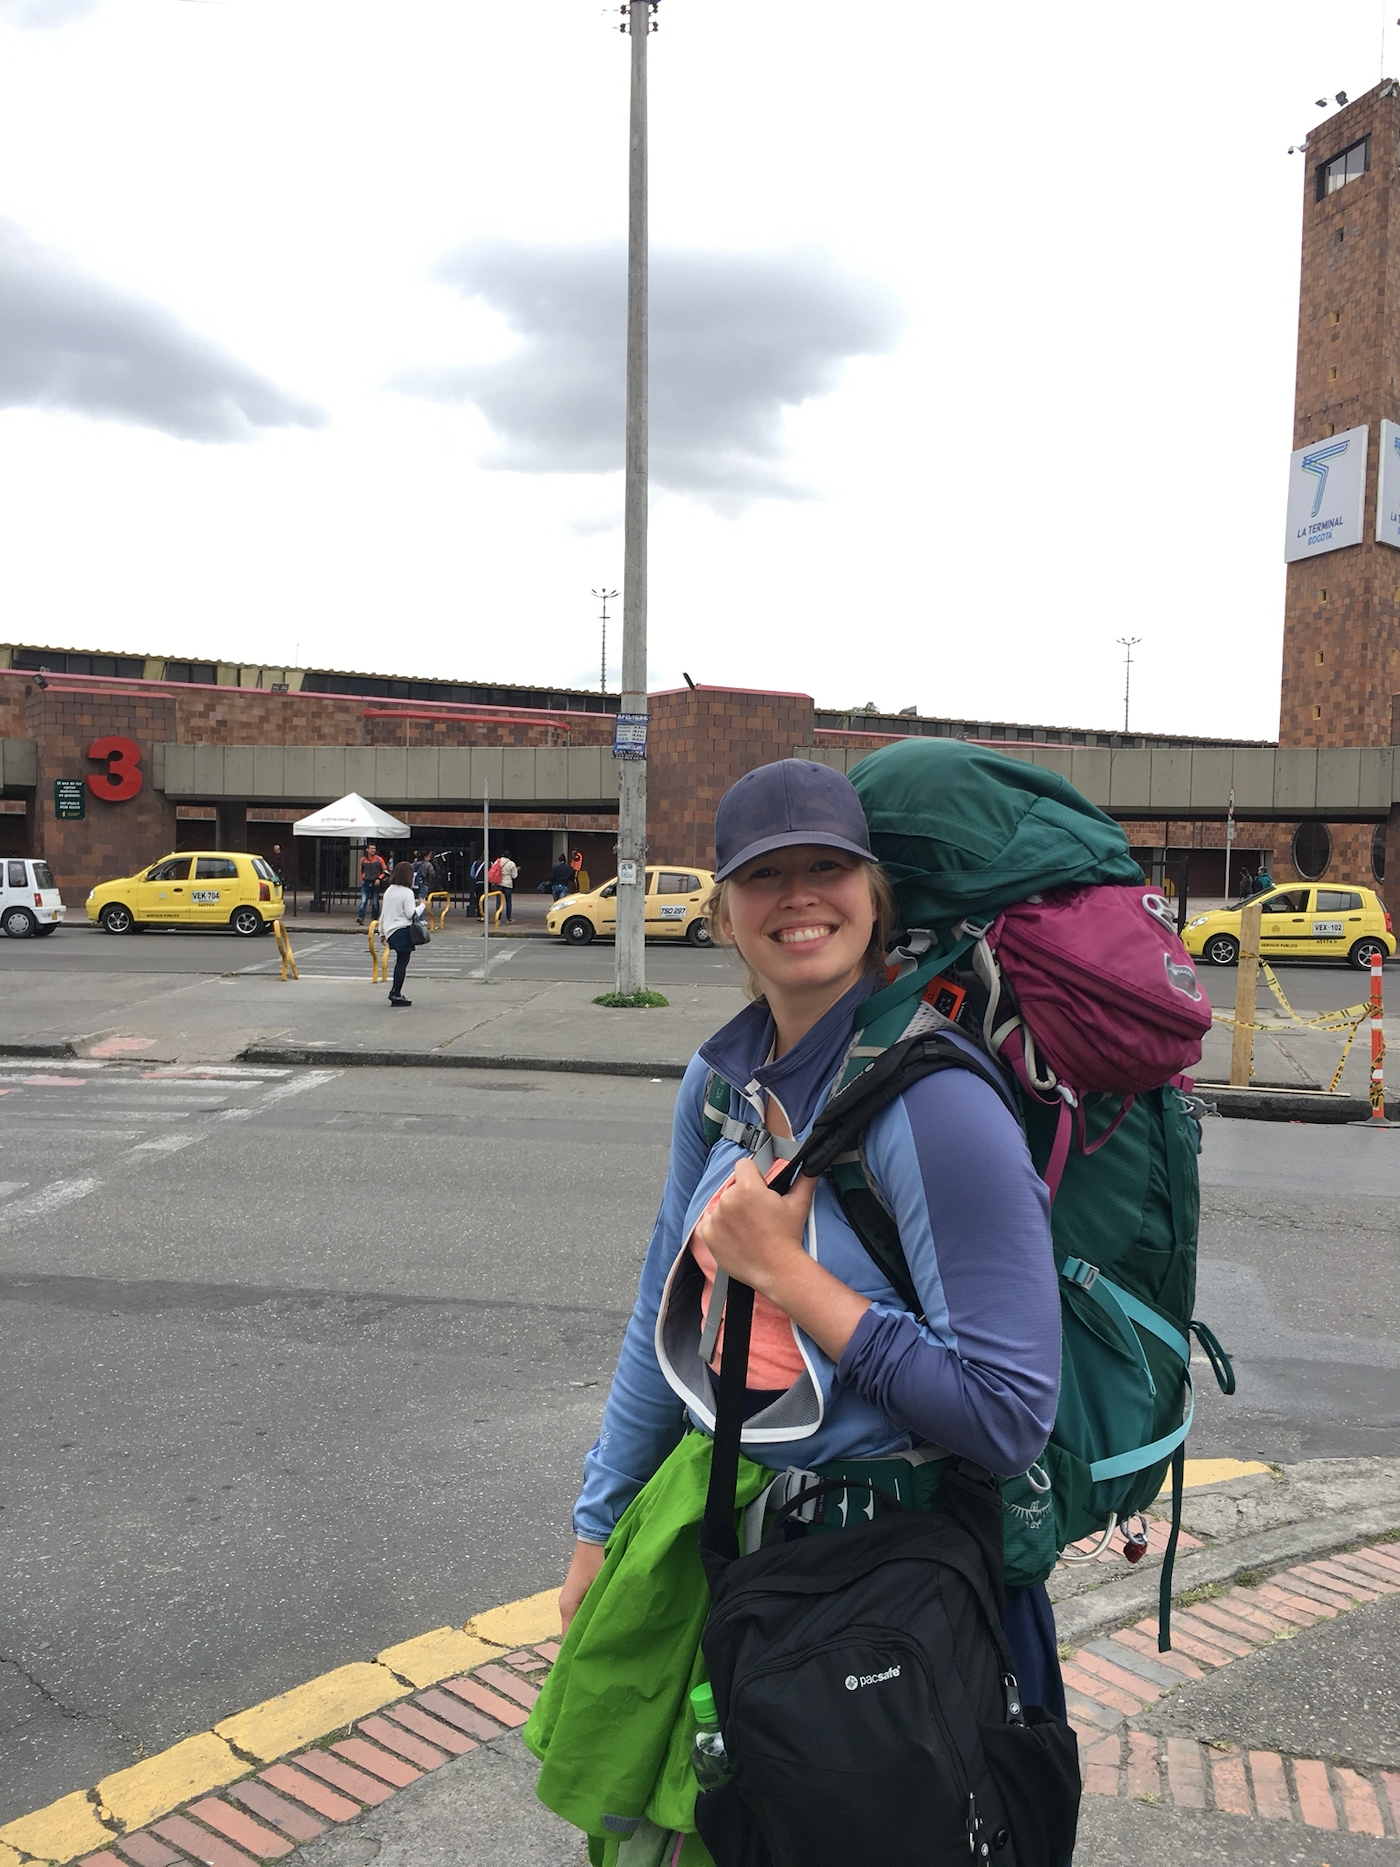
[0,0,99,27]
[395,239,902,511]
[0,217,325,442]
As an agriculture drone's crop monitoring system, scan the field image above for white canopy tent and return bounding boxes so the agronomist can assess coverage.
[292,793,411,840]
[293,793,411,912]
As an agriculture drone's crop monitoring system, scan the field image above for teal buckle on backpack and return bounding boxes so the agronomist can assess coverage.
[1060,1256,1099,1292]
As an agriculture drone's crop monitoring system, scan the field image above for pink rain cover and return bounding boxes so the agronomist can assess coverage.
[990,885,1213,1095]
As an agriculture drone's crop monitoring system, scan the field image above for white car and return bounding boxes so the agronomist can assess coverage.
[1,857,66,937]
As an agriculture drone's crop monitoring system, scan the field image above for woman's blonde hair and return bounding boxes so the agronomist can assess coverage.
[702,860,896,1000]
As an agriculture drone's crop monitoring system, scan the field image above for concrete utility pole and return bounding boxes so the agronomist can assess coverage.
[614,0,655,997]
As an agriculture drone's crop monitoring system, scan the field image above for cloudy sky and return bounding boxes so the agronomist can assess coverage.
[0,1,1391,737]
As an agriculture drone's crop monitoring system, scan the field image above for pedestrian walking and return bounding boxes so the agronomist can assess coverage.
[269,843,286,887]
[1257,864,1273,893]
[549,856,574,900]
[412,851,435,901]
[497,850,519,922]
[526,759,1068,1864]
[378,861,423,1008]
[570,848,587,893]
[357,843,387,923]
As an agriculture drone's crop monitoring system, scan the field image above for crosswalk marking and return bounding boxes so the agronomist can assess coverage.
[0,1178,102,1225]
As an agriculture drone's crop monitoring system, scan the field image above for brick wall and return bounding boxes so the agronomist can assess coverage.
[1280,83,1400,747]
[27,686,178,901]
[647,687,816,871]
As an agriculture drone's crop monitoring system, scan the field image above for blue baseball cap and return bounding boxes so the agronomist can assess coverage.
[713,759,875,882]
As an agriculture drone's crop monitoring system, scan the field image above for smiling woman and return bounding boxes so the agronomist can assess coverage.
[525,757,1070,1864]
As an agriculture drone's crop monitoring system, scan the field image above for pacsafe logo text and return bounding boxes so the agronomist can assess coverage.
[844,1665,901,1691]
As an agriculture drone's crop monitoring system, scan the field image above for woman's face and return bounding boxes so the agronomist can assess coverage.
[721,846,876,999]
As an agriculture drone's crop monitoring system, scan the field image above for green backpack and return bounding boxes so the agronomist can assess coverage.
[704,740,1235,1650]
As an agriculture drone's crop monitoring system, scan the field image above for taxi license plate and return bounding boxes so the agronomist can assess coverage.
[658,905,686,920]
[1311,920,1344,937]
[191,890,221,904]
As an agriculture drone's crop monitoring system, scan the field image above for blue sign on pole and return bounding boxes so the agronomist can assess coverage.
[612,712,648,760]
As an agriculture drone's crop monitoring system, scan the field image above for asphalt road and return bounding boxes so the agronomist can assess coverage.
[0,1062,666,1824]
[0,989,1396,1825]
[0,919,1379,1007]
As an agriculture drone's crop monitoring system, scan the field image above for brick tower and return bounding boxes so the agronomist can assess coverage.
[1280,81,1400,749]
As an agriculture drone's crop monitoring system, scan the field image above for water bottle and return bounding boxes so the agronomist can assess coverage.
[689,1682,730,1790]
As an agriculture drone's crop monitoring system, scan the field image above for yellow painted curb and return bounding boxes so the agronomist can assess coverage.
[215,1661,405,1764]
[466,1588,560,1649]
[98,1731,246,1832]
[376,1627,504,1689]
[1169,1458,1273,1492]
[0,1791,111,1863]
[3,1585,554,1860]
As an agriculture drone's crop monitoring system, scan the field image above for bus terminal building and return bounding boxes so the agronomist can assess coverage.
[1,643,1395,911]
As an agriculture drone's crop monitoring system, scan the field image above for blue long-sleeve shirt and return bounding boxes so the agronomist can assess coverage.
[573,979,1060,1544]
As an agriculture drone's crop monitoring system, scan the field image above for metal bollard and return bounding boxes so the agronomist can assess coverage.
[478,889,505,927]
[273,919,299,981]
[367,918,389,984]
[427,890,450,931]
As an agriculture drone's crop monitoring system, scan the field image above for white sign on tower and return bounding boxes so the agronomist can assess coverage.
[1284,423,1368,562]
[1376,419,1400,548]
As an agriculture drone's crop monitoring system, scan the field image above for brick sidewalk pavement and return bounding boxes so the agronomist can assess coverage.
[6,1541,1399,1866]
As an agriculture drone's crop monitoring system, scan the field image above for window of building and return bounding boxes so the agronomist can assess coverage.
[1319,138,1369,198]
[1315,649,1325,664]
[1292,821,1333,880]
[1372,824,1387,882]
[165,662,218,684]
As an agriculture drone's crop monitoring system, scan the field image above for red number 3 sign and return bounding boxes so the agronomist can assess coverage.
[86,735,144,802]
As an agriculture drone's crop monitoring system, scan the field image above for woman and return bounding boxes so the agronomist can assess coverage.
[378,861,422,1008]
[529,760,1063,1862]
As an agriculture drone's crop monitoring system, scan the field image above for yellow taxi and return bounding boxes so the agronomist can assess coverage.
[545,864,716,947]
[1183,883,1394,970]
[87,851,285,936]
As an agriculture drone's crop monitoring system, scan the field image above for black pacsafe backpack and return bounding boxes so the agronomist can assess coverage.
[694,1154,1081,1867]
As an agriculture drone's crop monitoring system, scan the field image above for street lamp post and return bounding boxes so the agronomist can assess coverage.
[614,0,655,998]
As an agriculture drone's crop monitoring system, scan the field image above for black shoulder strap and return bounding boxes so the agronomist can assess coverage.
[700,1033,1017,1555]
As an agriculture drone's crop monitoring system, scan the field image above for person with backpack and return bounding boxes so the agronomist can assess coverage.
[525,760,1076,1867]
[496,850,519,921]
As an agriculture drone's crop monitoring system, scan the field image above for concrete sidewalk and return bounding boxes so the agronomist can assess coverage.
[3,932,746,1072]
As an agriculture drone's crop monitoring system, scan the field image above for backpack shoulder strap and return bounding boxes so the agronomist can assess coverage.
[699,1069,766,1154]
[772,1033,1021,1320]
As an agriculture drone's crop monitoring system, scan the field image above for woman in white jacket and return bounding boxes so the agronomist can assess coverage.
[378,862,423,1007]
